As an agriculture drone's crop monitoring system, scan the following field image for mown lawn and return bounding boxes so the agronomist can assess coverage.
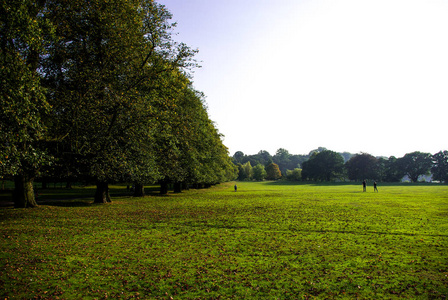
[1,181,447,299]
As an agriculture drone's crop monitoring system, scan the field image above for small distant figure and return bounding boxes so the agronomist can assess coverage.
[374,181,378,192]
[362,180,366,192]
[234,184,237,192]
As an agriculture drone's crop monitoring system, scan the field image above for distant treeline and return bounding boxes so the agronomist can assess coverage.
[233,148,448,183]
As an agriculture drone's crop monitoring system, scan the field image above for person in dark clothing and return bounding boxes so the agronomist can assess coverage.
[362,180,366,192]
[234,184,237,192]
[374,181,378,192]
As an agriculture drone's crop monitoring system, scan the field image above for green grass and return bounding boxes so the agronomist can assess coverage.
[1,181,447,299]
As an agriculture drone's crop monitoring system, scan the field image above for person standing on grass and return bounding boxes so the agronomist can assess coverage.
[362,180,366,192]
[234,184,237,192]
[374,181,378,192]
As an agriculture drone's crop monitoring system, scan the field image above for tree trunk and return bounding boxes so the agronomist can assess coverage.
[133,183,145,197]
[94,181,111,203]
[410,174,419,183]
[160,181,168,195]
[13,174,38,208]
[173,182,182,193]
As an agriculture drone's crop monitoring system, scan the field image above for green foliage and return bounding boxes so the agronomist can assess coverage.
[232,150,273,168]
[256,150,273,166]
[398,152,433,183]
[432,150,448,183]
[0,182,447,298]
[302,150,344,181]
[0,0,51,175]
[265,162,281,180]
[252,164,267,181]
[273,148,291,174]
[43,0,172,185]
[238,161,253,181]
[1,0,235,204]
[0,0,56,206]
[378,156,403,182]
[232,151,246,164]
[233,149,448,185]
[272,148,307,175]
[286,168,302,181]
[345,153,379,181]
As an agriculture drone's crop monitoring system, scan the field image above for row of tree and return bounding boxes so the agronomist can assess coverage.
[234,149,448,183]
[1,0,237,208]
[233,148,353,176]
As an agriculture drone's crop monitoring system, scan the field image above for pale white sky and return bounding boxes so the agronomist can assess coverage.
[158,0,448,158]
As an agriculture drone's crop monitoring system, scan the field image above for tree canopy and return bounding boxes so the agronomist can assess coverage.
[232,148,447,183]
[1,0,236,207]
[265,163,282,180]
[345,153,378,181]
[302,150,344,181]
[398,151,432,183]
[1,0,54,207]
[432,151,448,183]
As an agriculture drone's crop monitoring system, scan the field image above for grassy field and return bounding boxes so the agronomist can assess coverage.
[1,181,447,299]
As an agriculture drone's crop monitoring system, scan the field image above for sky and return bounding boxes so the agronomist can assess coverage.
[157,0,448,158]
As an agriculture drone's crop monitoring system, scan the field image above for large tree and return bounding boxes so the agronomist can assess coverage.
[252,164,267,181]
[302,150,344,181]
[377,156,403,182]
[232,151,246,164]
[238,162,253,181]
[273,148,291,175]
[2,0,237,204]
[431,150,448,183]
[42,0,197,202]
[398,151,432,183]
[265,163,281,180]
[345,153,379,181]
[148,67,235,193]
[256,150,273,166]
[1,0,53,207]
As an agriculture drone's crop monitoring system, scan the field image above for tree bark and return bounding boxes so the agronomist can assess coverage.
[409,174,419,183]
[13,174,38,208]
[173,182,182,193]
[160,181,168,195]
[133,183,145,197]
[94,181,111,203]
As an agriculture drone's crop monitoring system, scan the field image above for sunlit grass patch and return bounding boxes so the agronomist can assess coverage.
[1,181,447,299]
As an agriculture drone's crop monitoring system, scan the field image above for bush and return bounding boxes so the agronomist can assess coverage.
[286,168,302,181]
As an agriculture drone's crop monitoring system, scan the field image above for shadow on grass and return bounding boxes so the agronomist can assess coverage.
[38,200,93,207]
[37,191,139,207]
